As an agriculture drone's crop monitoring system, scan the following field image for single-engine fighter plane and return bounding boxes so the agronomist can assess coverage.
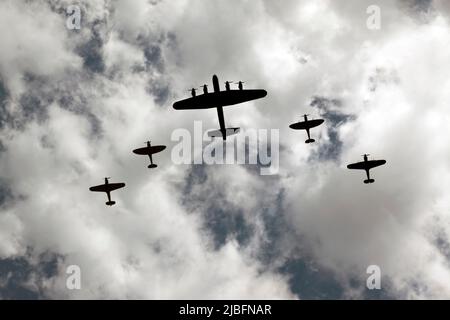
[132,141,166,168]
[173,75,267,140]
[347,154,387,184]
[89,177,125,206]
[289,114,325,143]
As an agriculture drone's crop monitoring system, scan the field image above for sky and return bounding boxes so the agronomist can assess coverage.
[1,0,450,299]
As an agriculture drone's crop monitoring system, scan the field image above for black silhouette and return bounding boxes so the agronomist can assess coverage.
[173,75,267,140]
[289,114,325,143]
[347,154,386,184]
[89,177,125,206]
[133,141,166,168]
[189,88,197,97]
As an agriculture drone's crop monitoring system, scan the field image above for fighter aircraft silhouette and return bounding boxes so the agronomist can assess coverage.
[173,75,267,140]
[132,141,166,168]
[347,154,387,184]
[89,177,125,206]
[289,114,325,143]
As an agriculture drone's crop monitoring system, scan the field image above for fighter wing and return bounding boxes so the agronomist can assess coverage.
[173,89,267,110]
[289,119,324,130]
[347,161,368,170]
[347,160,386,170]
[133,147,149,155]
[149,145,166,154]
[89,183,125,192]
[365,159,386,169]
[106,183,126,191]
[89,184,109,192]
[133,145,166,155]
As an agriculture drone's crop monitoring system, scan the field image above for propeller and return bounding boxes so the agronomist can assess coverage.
[301,114,311,121]
[224,81,234,90]
[234,80,246,90]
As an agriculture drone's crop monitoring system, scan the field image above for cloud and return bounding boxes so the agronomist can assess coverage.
[0,0,82,97]
[1,0,450,299]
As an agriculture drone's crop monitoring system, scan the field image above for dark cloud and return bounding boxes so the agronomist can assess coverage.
[181,166,355,299]
[56,85,102,137]
[309,97,354,162]
[204,206,255,250]
[143,44,164,72]
[0,80,10,129]
[406,0,433,13]
[146,78,170,106]
[19,92,48,125]
[182,165,255,249]
[138,33,178,105]
[4,74,101,136]
[76,20,106,74]
[0,252,62,300]
[432,225,450,263]
[0,179,14,207]
[280,258,345,299]
[400,0,436,22]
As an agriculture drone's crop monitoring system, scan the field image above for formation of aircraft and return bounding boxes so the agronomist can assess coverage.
[173,75,267,140]
[347,154,387,184]
[90,141,166,205]
[90,74,387,206]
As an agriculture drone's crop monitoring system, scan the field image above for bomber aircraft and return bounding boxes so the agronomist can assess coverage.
[173,75,267,140]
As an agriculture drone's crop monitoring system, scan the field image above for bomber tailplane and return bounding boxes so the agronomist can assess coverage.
[208,127,240,139]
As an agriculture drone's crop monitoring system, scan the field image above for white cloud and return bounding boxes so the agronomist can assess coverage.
[1,0,450,299]
[0,0,82,96]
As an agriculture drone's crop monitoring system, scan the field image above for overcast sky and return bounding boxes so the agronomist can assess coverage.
[1,0,450,299]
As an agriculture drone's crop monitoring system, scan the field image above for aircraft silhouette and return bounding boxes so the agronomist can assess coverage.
[173,75,267,140]
[188,88,197,97]
[132,141,166,168]
[89,177,125,206]
[347,154,387,184]
[289,114,325,143]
